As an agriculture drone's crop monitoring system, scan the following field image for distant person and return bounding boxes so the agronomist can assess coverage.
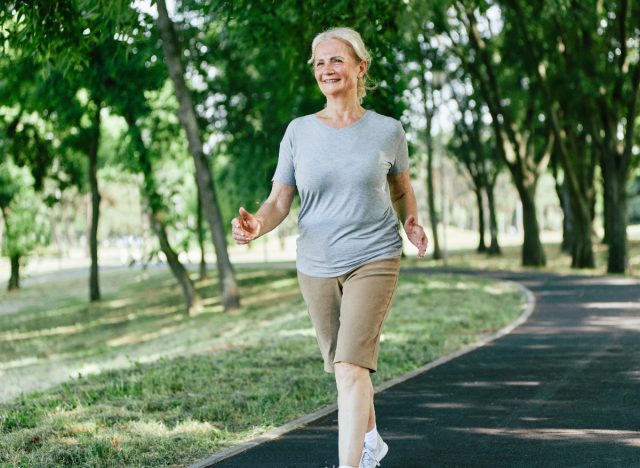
[232,26,427,468]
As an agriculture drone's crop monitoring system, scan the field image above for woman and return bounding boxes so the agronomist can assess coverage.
[231,27,427,468]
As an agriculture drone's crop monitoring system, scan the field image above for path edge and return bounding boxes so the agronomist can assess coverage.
[189,277,536,468]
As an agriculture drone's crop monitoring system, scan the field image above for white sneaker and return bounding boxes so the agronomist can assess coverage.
[359,433,388,467]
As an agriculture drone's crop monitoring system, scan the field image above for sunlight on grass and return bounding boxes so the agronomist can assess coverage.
[0,357,41,371]
[276,327,316,338]
[1,324,82,341]
[127,419,220,437]
[106,322,183,347]
[104,298,136,309]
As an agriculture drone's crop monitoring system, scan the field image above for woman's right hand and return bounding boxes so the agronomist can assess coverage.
[231,207,262,245]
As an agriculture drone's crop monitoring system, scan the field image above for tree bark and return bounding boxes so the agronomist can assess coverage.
[2,207,20,291]
[8,253,20,291]
[417,54,443,260]
[88,105,101,302]
[475,187,487,252]
[601,164,611,245]
[150,213,203,315]
[127,115,203,315]
[601,155,629,273]
[542,108,595,268]
[156,0,239,310]
[486,183,501,256]
[516,180,546,266]
[426,141,443,260]
[568,190,595,268]
[197,188,208,280]
[554,177,574,253]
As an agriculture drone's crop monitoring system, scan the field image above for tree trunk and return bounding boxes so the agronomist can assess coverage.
[601,173,610,245]
[150,213,203,315]
[156,0,239,310]
[426,144,443,260]
[486,184,501,255]
[418,56,443,260]
[8,254,20,290]
[1,208,19,291]
[602,156,628,273]
[554,178,574,253]
[542,107,595,268]
[127,115,203,315]
[197,189,208,280]
[475,187,487,253]
[88,106,101,302]
[568,196,595,268]
[515,180,546,266]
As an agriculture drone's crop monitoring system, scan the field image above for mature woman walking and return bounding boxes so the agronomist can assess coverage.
[232,27,427,468]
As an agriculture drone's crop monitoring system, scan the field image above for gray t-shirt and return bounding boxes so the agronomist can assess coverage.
[272,109,409,277]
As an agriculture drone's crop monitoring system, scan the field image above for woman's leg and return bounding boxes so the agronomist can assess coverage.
[367,378,376,432]
[335,361,372,466]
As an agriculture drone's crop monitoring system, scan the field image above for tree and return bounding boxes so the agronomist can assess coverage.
[125,115,203,315]
[584,0,640,273]
[87,9,206,315]
[502,0,598,268]
[155,0,240,311]
[3,0,162,298]
[0,160,50,290]
[413,31,445,260]
[442,1,551,266]
[500,0,639,272]
[449,92,503,254]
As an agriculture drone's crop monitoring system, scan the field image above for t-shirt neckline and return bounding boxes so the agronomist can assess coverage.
[312,109,371,131]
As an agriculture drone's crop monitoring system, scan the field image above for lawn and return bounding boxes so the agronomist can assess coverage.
[0,264,526,467]
[404,237,640,277]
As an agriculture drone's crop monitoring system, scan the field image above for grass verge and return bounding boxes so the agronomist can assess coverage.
[0,265,525,467]
[403,238,640,277]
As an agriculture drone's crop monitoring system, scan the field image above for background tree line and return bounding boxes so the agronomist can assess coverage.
[1,0,638,311]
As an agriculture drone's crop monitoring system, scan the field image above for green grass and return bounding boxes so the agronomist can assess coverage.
[0,265,525,467]
[403,238,640,278]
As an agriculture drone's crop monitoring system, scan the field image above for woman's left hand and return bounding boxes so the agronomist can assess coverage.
[404,215,428,258]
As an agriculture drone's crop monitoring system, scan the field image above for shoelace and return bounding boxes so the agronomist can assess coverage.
[359,446,380,468]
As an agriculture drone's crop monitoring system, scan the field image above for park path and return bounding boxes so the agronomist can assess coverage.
[197,269,640,467]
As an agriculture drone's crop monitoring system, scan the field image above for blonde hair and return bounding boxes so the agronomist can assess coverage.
[308,27,375,104]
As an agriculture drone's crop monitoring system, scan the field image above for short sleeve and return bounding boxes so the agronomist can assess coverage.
[272,121,297,186]
[388,121,409,175]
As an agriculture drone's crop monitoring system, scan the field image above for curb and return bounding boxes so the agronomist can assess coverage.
[190,276,536,467]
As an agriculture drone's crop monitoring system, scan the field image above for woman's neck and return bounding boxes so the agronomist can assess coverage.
[317,99,365,124]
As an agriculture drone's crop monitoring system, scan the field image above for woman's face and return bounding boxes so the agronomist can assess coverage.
[313,38,366,101]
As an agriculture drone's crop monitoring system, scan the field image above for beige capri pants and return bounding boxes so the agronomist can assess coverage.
[297,256,401,373]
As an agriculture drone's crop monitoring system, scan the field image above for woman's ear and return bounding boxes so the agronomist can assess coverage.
[357,61,367,79]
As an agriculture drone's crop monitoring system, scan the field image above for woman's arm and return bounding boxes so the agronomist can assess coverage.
[231,183,295,245]
[388,172,428,257]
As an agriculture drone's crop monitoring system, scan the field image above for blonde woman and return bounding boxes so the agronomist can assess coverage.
[232,27,427,468]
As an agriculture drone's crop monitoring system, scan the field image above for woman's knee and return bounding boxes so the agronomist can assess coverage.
[335,361,369,388]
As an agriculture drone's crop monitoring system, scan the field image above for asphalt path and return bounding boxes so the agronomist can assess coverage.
[198,269,640,468]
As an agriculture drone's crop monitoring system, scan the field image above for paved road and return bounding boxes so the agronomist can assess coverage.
[202,269,640,468]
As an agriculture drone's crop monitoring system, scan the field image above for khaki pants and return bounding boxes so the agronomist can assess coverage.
[297,257,401,373]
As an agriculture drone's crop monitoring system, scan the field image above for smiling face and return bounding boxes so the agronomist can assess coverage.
[312,38,367,101]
